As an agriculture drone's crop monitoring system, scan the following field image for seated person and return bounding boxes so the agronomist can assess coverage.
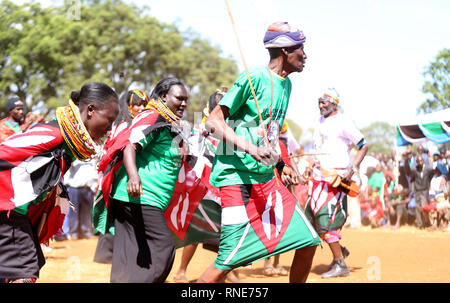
[361,186,385,228]
[386,184,410,229]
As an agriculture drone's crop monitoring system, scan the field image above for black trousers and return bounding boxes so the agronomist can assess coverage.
[0,211,45,280]
[93,233,114,264]
[415,190,430,228]
[110,200,175,283]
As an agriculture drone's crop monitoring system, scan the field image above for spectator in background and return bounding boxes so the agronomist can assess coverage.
[441,150,449,167]
[406,155,434,229]
[398,152,411,190]
[384,169,396,199]
[368,163,385,208]
[424,163,449,230]
[406,150,415,168]
[436,150,449,179]
[62,159,98,240]
[386,184,410,229]
[0,96,36,143]
[432,151,441,167]
[417,145,430,165]
[360,186,385,228]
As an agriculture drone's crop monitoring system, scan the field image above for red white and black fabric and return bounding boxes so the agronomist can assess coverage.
[96,110,181,211]
[164,126,220,243]
[0,120,72,243]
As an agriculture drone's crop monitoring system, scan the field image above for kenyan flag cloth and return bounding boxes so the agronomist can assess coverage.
[164,126,220,247]
[92,109,175,235]
[214,178,320,271]
[0,121,72,243]
[169,191,221,248]
[304,179,347,234]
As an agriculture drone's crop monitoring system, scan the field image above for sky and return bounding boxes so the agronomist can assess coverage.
[20,0,450,133]
[129,0,449,132]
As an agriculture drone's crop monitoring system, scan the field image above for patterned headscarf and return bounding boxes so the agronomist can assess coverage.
[263,21,306,49]
[320,87,340,105]
[128,89,149,118]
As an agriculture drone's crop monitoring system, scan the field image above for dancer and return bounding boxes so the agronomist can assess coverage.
[305,87,368,278]
[93,89,149,264]
[197,22,320,283]
[0,82,119,283]
[173,88,241,283]
[97,77,189,283]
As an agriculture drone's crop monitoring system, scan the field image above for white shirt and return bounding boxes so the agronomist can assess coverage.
[313,111,364,174]
[64,159,98,192]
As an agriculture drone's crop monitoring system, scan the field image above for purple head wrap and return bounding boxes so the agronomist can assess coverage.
[263,21,306,48]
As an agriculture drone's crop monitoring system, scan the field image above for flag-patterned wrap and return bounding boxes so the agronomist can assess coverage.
[93,118,224,249]
[214,178,320,271]
[92,109,184,235]
[0,120,73,243]
[164,125,221,247]
[304,179,347,234]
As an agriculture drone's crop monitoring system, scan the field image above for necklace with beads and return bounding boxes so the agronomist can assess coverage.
[56,99,97,161]
[147,97,180,125]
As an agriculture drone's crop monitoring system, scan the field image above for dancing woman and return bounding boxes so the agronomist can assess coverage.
[0,82,119,283]
[98,77,189,283]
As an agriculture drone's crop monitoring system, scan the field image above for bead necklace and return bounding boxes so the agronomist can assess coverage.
[147,98,180,125]
[56,99,97,161]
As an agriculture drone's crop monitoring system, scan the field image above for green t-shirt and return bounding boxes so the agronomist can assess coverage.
[111,127,183,210]
[210,66,292,187]
[5,119,20,133]
[368,170,385,196]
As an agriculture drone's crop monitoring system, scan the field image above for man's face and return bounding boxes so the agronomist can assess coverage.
[318,98,336,117]
[416,156,424,167]
[285,44,307,73]
[9,101,25,123]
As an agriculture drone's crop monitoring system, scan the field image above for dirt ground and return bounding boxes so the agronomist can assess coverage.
[38,226,449,283]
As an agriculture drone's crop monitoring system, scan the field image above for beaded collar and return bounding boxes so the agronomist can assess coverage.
[56,99,97,161]
[147,98,180,125]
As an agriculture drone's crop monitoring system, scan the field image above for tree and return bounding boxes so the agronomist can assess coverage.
[418,48,450,114]
[0,0,239,120]
[360,121,396,155]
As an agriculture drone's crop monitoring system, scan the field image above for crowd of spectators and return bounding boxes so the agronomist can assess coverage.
[355,146,450,231]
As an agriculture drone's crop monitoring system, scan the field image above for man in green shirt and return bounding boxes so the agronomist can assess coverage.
[197,22,320,283]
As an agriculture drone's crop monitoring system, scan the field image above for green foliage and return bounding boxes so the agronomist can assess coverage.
[361,121,396,155]
[418,48,450,114]
[0,0,239,120]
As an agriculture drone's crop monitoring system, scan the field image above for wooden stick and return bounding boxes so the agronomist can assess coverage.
[224,0,280,187]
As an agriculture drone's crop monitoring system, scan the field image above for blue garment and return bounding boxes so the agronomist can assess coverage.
[63,187,94,238]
